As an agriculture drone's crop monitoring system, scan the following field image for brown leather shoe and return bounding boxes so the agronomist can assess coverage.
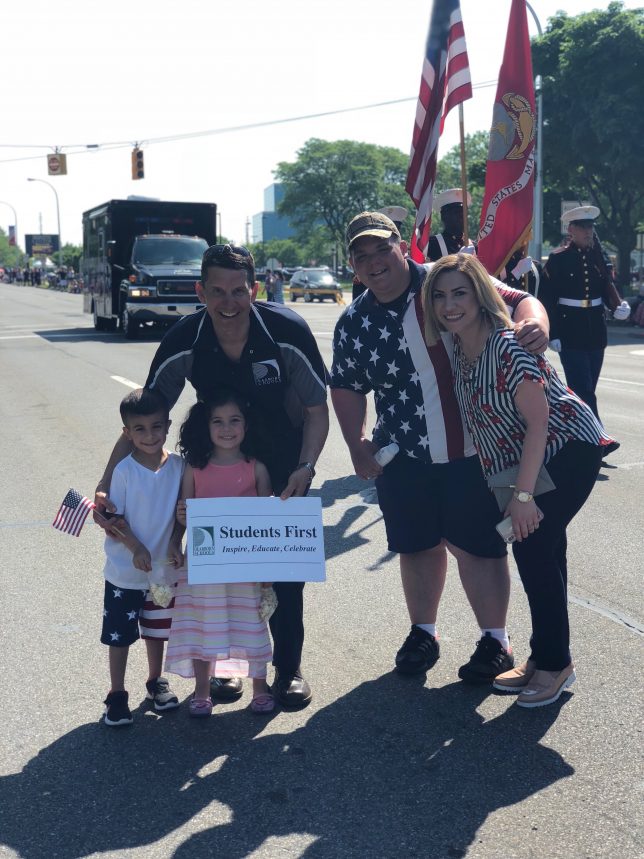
[492,659,537,692]
[272,671,312,709]
[517,664,576,708]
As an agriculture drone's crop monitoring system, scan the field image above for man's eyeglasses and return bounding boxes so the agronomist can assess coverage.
[204,243,252,260]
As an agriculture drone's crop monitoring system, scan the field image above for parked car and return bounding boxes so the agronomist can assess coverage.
[289,267,343,302]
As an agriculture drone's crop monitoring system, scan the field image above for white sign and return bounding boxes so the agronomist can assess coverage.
[186,496,325,584]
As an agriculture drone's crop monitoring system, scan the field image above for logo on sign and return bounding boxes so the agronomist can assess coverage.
[192,526,216,556]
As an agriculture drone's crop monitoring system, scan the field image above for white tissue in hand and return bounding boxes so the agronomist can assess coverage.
[548,339,562,352]
[259,586,278,621]
[150,583,173,608]
[374,442,399,467]
[613,300,630,321]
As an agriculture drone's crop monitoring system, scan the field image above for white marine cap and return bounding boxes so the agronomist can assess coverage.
[377,206,408,226]
[434,188,472,211]
[561,205,600,226]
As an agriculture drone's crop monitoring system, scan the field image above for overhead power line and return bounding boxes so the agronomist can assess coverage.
[0,81,498,165]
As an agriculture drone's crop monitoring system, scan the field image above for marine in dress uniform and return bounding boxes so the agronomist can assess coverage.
[426,189,475,261]
[540,205,630,453]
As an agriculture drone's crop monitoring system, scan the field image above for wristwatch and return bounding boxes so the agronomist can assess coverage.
[514,490,534,503]
[297,461,316,481]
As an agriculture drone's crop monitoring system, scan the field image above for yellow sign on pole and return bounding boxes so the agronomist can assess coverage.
[47,154,67,176]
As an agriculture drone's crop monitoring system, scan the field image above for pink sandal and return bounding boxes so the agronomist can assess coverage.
[189,696,213,718]
[250,693,275,714]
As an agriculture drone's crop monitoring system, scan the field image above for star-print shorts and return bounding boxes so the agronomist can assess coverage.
[100,581,148,647]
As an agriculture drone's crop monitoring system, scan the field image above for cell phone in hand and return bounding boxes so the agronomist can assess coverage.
[495,508,544,543]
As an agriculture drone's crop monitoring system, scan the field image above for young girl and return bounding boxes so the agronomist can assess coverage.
[166,389,275,715]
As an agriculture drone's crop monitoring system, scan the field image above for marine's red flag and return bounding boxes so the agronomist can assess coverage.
[476,0,536,276]
[406,0,472,257]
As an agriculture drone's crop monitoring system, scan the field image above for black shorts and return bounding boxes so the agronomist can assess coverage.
[375,454,507,558]
[100,581,148,647]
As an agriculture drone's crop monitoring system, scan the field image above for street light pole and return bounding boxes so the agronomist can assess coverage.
[0,201,18,250]
[526,2,543,264]
[27,178,63,268]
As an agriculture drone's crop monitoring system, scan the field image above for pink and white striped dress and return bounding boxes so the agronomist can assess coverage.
[165,458,272,680]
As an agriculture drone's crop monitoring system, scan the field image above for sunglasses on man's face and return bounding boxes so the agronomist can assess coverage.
[204,243,252,260]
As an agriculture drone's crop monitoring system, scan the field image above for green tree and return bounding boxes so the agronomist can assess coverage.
[532,2,644,286]
[248,238,306,269]
[275,138,411,256]
[62,243,82,272]
[0,228,24,268]
[435,130,490,239]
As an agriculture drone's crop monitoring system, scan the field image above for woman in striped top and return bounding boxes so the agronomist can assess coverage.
[422,254,612,709]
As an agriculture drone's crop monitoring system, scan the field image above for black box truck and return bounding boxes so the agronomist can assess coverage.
[82,197,216,337]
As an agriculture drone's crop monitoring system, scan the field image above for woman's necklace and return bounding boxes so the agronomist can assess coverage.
[457,321,492,383]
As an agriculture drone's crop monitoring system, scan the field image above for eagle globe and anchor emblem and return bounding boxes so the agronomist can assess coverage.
[488,92,535,161]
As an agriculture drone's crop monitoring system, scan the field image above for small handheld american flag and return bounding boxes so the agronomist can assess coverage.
[52,488,96,537]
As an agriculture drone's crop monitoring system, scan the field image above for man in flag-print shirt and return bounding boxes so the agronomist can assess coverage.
[330,212,550,685]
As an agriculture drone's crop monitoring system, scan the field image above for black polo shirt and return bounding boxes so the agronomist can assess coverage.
[146,302,328,492]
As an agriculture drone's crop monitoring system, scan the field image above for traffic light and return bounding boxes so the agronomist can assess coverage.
[131,148,144,180]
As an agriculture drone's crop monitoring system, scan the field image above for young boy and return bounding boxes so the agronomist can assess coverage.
[101,388,184,726]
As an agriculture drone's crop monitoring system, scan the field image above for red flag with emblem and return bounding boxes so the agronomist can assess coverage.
[476,0,536,277]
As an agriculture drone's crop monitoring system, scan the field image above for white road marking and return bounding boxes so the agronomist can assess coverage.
[110,375,142,389]
[630,349,644,356]
[599,377,644,388]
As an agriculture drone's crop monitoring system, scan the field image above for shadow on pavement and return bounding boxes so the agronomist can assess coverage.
[313,475,394,568]
[0,676,573,859]
[34,327,165,343]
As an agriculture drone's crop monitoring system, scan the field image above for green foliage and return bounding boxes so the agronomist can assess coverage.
[0,228,24,267]
[532,2,644,283]
[61,243,82,271]
[275,138,411,255]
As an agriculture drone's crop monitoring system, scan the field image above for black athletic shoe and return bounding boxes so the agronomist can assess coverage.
[145,677,180,711]
[104,690,133,726]
[395,625,440,675]
[458,633,514,684]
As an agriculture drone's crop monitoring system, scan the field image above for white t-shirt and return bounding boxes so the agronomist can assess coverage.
[103,452,184,590]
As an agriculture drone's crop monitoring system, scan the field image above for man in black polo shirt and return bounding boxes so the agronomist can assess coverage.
[96,244,329,708]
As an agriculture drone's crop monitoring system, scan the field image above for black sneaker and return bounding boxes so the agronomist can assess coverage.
[395,625,440,675]
[145,677,180,711]
[602,440,620,458]
[104,690,133,726]
[458,633,514,684]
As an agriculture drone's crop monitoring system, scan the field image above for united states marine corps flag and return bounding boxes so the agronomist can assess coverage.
[476,0,536,276]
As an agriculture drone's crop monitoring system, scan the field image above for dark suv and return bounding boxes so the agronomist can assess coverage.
[289,267,343,303]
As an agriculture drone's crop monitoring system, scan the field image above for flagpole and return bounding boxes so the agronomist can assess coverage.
[458,103,469,246]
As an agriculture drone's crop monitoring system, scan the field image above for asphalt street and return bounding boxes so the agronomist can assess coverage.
[0,283,642,859]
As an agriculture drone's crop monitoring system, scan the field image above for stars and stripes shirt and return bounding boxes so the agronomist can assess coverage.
[330,260,528,464]
[452,328,611,479]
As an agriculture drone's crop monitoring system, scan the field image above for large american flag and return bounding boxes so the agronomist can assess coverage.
[52,488,96,537]
[406,0,472,256]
